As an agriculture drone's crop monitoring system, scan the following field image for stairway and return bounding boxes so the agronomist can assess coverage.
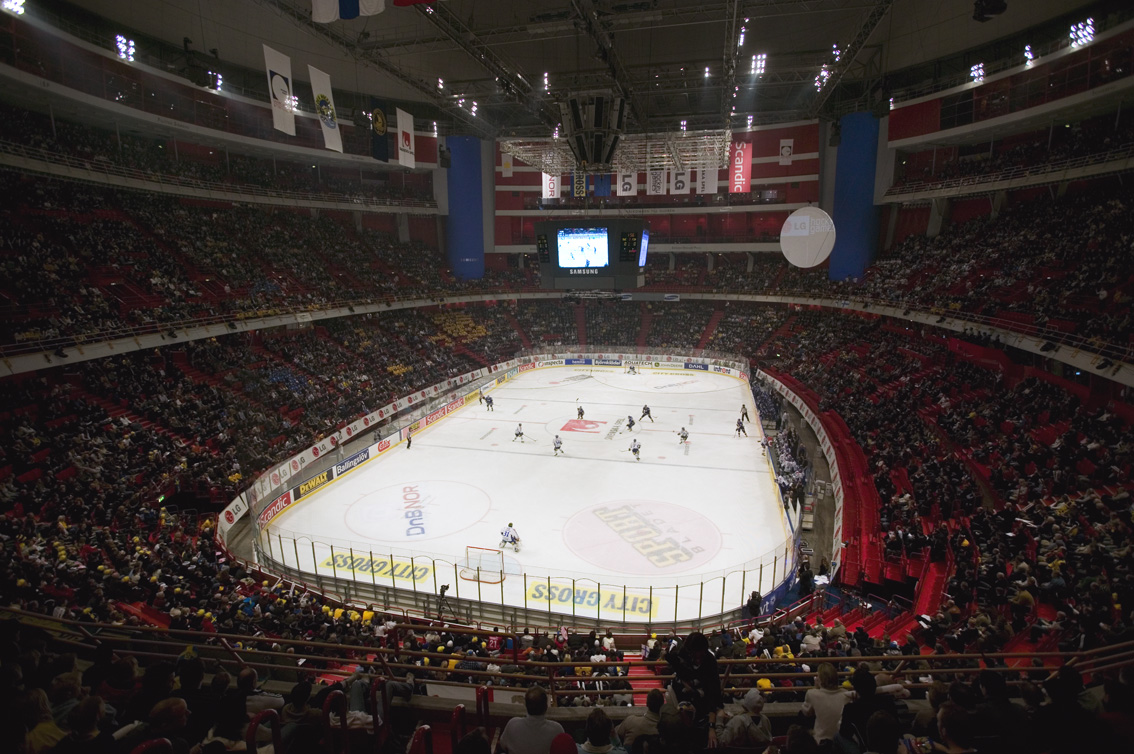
[635,307,654,348]
[504,311,533,349]
[695,307,726,350]
[627,659,663,706]
[78,389,208,453]
[914,560,949,616]
[574,304,587,346]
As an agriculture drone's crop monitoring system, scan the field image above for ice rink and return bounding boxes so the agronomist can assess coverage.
[262,365,795,622]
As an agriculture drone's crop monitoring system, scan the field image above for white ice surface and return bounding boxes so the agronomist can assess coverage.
[263,366,793,622]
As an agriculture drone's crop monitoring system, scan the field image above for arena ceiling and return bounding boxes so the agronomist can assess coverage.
[67,0,1096,138]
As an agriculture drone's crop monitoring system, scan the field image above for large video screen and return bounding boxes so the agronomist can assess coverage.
[557,227,609,269]
[638,229,650,267]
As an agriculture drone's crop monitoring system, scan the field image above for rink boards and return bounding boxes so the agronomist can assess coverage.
[257,362,796,623]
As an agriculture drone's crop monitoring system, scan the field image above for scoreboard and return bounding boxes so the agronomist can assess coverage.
[536,219,649,290]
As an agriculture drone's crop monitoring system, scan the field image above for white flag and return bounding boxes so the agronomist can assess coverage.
[541,173,559,199]
[396,107,416,168]
[312,0,385,24]
[263,45,295,136]
[501,152,513,178]
[617,172,637,196]
[670,169,689,195]
[647,170,666,195]
[307,65,342,153]
[779,138,794,165]
[697,162,719,194]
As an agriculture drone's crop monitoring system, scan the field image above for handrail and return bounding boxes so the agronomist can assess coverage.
[247,709,282,754]
[885,142,1134,198]
[0,139,438,210]
[450,704,466,754]
[322,689,351,754]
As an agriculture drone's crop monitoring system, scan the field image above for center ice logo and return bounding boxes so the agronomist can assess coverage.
[561,419,606,433]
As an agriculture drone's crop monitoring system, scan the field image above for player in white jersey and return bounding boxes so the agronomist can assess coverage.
[678,427,689,444]
[500,523,521,552]
[625,415,636,433]
[627,364,637,375]
[553,435,564,456]
[640,404,654,422]
[513,424,525,442]
[628,439,641,461]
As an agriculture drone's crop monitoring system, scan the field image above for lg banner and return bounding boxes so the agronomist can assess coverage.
[670,169,689,195]
[617,172,637,196]
[697,162,719,194]
[729,140,751,193]
[396,107,415,168]
[263,45,295,136]
[647,170,666,195]
[541,173,559,199]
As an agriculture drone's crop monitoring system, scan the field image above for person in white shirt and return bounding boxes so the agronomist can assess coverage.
[801,663,851,745]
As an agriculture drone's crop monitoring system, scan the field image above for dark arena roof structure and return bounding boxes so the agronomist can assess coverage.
[1,1,1134,752]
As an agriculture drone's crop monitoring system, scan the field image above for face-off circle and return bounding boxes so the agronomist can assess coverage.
[345,480,491,542]
[563,500,722,575]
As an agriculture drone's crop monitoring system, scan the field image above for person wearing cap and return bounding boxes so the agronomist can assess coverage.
[715,689,771,747]
[499,686,564,754]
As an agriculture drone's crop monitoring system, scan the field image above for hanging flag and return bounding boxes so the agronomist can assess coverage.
[396,107,415,168]
[312,0,386,23]
[729,139,751,193]
[670,169,689,195]
[593,174,612,197]
[617,172,637,196]
[647,170,666,195]
[369,98,389,162]
[697,162,719,194]
[779,138,795,165]
[501,151,513,177]
[572,172,586,198]
[263,45,295,136]
[541,173,559,199]
[307,66,342,152]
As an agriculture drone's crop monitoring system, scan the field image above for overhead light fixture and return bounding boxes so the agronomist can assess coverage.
[1070,18,1094,48]
[705,66,710,78]
[970,63,985,83]
[2,0,26,15]
[1024,44,1034,66]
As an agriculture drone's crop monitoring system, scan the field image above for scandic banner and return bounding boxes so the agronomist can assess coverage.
[729,140,751,193]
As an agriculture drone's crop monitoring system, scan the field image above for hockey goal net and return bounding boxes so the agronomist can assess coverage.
[458,546,506,584]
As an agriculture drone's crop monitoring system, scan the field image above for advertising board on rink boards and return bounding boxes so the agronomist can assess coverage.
[757,369,844,577]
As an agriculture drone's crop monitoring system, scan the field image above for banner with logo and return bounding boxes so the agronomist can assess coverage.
[779,138,794,165]
[369,98,389,162]
[501,151,513,177]
[617,172,637,196]
[697,162,719,194]
[307,65,342,152]
[729,139,751,193]
[647,170,666,195]
[263,45,295,136]
[592,173,611,197]
[396,107,415,168]
[572,172,586,198]
[669,169,689,195]
[542,173,559,199]
[313,0,385,23]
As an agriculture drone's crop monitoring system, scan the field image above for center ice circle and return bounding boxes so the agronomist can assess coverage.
[345,480,491,543]
[563,500,722,575]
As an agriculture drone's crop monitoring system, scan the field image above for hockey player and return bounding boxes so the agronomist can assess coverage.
[499,523,521,552]
[640,404,654,422]
[628,438,641,461]
[553,435,564,456]
[741,404,750,423]
[625,415,636,433]
[514,424,525,442]
[736,418,748,437]
[678,427,689,444]
[577,405,585,420]
[627,364,638,375]
[485,395,494,411]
